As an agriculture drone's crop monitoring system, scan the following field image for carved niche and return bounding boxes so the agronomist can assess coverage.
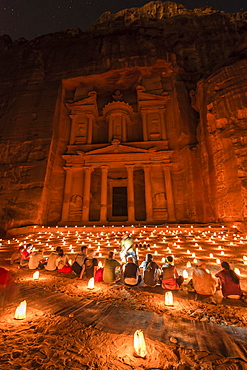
[137,85,170,142]
[66,91,98,145]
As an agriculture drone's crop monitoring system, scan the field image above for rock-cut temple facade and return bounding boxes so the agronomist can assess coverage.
[62,84,175,225]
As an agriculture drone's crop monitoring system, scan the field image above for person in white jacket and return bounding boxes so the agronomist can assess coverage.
[192,260,217,300]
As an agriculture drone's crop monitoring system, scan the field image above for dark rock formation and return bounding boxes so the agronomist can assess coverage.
[0,1,246,231]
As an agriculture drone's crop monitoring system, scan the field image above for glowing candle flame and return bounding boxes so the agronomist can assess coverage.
[186,261,191,268]
[234,267,240,276]
[183,270,188,279]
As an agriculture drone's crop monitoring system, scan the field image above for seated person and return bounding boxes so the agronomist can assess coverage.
[72,246,88,275]
[45,246,61,271]
[215,261,243,299]
[140,253,159,287]
[161,256,182,290]
[123,256,140,286]
[56,249,71,273]
[10,246,24,265]
[28,250,44,270]
[80,250,98,280]
[20,244,33,266]
[192,260,217,299]
[103,251,121,284]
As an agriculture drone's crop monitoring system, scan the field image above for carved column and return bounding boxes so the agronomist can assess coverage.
[100,165,109,223]
[81,167,93,222]
[108,115,113,142]
[61,167,73,222]
[162,164,176,221]
[143,164,153,222]
[86,113,93,144]
[69,115,77,145]
[126,164,135,223]
[160,110,167,140]
[141,110,148,141]
[122,114,127,142]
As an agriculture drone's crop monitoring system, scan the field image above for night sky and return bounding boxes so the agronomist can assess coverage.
[1,0,247,41]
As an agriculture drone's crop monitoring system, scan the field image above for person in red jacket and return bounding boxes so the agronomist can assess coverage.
[215,261,243,299]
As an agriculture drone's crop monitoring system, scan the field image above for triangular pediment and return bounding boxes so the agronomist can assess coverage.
[80,143,151,155]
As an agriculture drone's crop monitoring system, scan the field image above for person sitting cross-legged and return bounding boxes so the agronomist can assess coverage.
[161,256,183,290]
[140,253,159,287]
[123,256,141,286]
[103,251,121,284]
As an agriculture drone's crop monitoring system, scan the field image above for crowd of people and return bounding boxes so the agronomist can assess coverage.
[6,234,244,302]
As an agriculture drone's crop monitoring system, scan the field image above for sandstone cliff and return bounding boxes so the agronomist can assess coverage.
[0,1,246,232]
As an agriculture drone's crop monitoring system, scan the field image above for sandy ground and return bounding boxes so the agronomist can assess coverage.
[1,225,247,369]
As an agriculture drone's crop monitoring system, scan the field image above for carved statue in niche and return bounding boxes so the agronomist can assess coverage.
[153,192,168,220]
[76,121,87,143]
[154,192,167,209]
[69,194,83,221]
[147,112,161,140]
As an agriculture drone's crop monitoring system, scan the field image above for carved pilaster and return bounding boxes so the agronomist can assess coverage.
[142,164,153,222]
[125,164,135,223]
[100,165,109,222]
[81,167,93,222]
[162,164,176,221]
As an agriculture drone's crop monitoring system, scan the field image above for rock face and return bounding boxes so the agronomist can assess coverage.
[0,1,246,231]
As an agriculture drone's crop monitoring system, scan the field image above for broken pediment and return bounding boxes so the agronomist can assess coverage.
[137,85,170,108]
[66,91,98,116]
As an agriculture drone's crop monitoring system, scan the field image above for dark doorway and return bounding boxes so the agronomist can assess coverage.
[112,187,127,217]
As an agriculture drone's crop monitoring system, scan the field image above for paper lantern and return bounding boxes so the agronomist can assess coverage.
[134,330,147,358]
[234,268,240,276]
[87,278,94,289]
[165,291,174,306]
[15,300,27,320]
[183,270,188,279]
[33,271,39,280]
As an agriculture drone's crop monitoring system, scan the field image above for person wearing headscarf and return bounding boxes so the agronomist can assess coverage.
[215,261,243,299]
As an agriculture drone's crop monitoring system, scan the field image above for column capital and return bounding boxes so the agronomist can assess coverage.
[142,163,152,171]
[84,166,93,173]
[125,164,135,172]
[100,165,110,173]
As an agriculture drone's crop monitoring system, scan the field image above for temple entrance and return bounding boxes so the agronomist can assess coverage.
[112,187,127,217]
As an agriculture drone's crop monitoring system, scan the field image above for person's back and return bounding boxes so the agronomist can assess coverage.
[46,252,58,271]
[103,252,121,283]
[29,251,43,270]
[140,253,159,287]
[215,262,242,298]
[124,256,139,286]
[193,261,216,296]
[161,256,179,290]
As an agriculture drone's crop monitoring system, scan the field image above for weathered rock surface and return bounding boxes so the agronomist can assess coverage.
[0,1,246,231]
